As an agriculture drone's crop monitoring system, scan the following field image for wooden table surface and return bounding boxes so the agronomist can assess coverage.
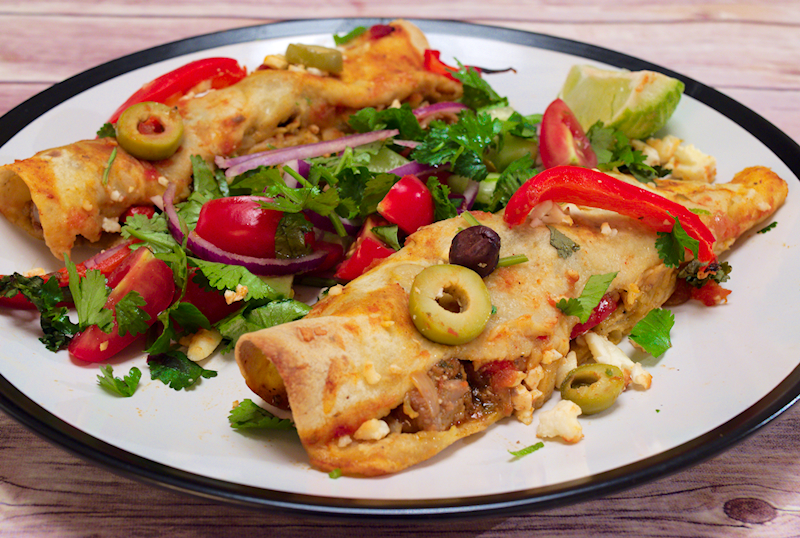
[1,1,799,536]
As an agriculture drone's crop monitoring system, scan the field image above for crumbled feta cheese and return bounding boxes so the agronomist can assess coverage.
[536,400,583,443]
[353,418,390,441]
[631,139,660,167]
[364,361,381,385]
[600,222,618,237]
[555,351,578,388]
[224,284,248,304]
[110,190,123,202]
[337,435,353,448]
[541,348,563,366]
[186,328,223,362]
[82,200,94,212]
[511,385,535,425]
[671,143,716,183]
[157,175,170,187]
[645,135,682,163]
[101,217,121,233]
[583,332,652,389]
[524,364,545,391]
[22,267,46,277]
[261,54,289,70]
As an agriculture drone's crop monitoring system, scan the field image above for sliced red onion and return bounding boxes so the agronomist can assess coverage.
[392,139,420,149]
[303,209,362,236]
[82,240,133,270]
[216,129,400,178]
[162,182,184,243]
[387,161,440,177]
[461,179,479,210]
[186,231,328,276]
[413,102,469,121]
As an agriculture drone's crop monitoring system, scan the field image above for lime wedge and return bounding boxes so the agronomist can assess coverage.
[559,65,685,139]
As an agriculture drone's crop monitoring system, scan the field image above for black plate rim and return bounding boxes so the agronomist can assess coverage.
[1,17,799,519]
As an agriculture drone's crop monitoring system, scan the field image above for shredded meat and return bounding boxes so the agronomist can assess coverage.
[387,358,517,433]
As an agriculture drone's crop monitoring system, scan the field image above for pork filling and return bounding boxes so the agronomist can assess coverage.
[385,358,519,433]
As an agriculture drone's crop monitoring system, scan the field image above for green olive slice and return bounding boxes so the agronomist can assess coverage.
[560,363,625,415]
[285,43,343,74]
[115,101,184,161]
[409,264,492,345]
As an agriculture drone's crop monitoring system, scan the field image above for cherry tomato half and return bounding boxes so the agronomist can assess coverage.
[68,248,175,363]
[539,98,598,170]
[195,197,283,259]
[376,175,434,235]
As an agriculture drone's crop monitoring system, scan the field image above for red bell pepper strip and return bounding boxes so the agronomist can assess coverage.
[570,293,618,338]
[0,242,134,309]
[424,50,460,81]
[108,57,247,124]
[503,166,717,263]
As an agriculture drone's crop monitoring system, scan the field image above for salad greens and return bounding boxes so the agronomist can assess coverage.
[1,50,724,406]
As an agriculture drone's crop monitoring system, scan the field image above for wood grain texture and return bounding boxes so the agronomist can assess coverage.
[0,1,799,536]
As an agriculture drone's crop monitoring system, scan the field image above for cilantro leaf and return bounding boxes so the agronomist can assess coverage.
[587,121,669,183]
[486,154,536,212]
[114,291,150,337]
[189,258,286,302]
[217,299,311,353]
[191,154,228,199]
[504,112,541,139]
[452,63,508,110]
[426,177,459,221]
[275,213,314,259]
[96,123,116,138]
[372,224,402,251]
[411,112,502,182]
[678,259,732,289]
[354,172,398,218]
[557,272,617,323]
[629,308,674,357]
[333,26,367,46]
[147,349,217,390]
[228,399,295,430]
[66,255,113,333]
[97,365,141,397]
[757,221,777,234]
[508,441,544,458]
[548,226,580,259]
[228,166,282,196]
[258,171,339,216]
[121,211,180,255]
[656,215,700,268]
[0,273,77,350]
[147,301,212,356]
[348,104,425,141]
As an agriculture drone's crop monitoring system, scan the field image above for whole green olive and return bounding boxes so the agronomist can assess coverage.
[115,101,184,161]
[560,363,625,415]
[449,225,501,278]
[408,264,493,345]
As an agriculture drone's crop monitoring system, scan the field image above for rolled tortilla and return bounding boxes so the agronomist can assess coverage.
[0,20,461,259]
[235,167,787,476]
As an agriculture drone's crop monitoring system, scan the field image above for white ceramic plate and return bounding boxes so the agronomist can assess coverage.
[1,19,799,517]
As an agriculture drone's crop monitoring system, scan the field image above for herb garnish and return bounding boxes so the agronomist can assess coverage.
[629,308,674,357]
[97,365,141,397]
[557,272,617,323]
